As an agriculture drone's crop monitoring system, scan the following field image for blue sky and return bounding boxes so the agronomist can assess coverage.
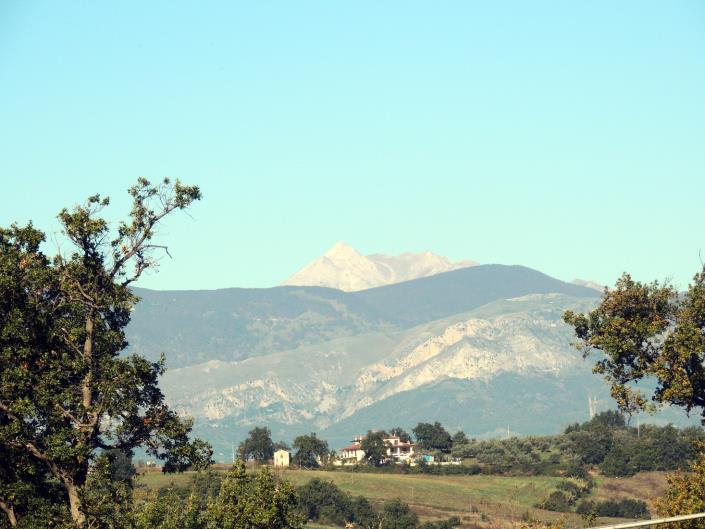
[1,1,704,290]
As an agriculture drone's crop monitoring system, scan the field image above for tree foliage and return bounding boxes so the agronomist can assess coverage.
[563,270,705,419]
[204,461,303,529]
[292,433,329,468]
[413,422,452,453]
[0,179,212,528]
[360,431,388,467]
[390,427,412,443]
[654,442,705,529]
[237,426,275,463]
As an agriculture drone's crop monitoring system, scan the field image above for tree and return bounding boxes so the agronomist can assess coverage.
[135,489,203,529]
[600,444,633,477]
[296,478,351,525]
[104,449,136,482]
[204,461,303,529]
[389,427,411,443]
[413,422,452,453]
[655,442,705,528]
[379,499,418,529]
[0,179,212,528]
[292,433,329,468]
[238,427,274,463]
[566,414,616,466]
[350,496,378,529]
[563,270,705,419]
[360,431,388,467]
[451,431,468,446]
[274,440,290,451]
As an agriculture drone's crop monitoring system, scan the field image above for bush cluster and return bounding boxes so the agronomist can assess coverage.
[576,499,649,519]
[296,478,460,529]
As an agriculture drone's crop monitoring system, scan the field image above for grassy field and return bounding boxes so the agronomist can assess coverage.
[136,468,666,528]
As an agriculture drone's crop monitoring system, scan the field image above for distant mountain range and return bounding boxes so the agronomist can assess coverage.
[129,264,597,368]
[124,255,693,460]
[281,242,478,291]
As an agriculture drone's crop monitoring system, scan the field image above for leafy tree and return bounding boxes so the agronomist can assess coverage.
[296,478,351,525]
[567,425,613,465]
[379,499,418,529]
[135,489,203,529]
[655,443,705,529]
[188,470,223,508]
[238,426,275,463]
[80,453,135,529]
[451,431,468,446]
[292,433,329,468]
[589,410,626,430]
[389,427,412,443]
[204,461,303,529]
[564,270,705,419]
[349,496,378,529]
[104,449,136,483]
[0,433,67,528]
[413,422,452,453]
[0,179,212,528]
[274,440,290,451]
[360,431,388,467]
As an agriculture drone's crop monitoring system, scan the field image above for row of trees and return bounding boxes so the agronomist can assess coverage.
[235,413,705,477]
[237,428,331,467]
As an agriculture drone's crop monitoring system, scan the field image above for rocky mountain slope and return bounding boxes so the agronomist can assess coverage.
[281,241,477,291]
[127,265,597,367]
[158,293,609,456]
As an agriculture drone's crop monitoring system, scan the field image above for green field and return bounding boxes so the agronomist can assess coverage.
[136,468,665,528]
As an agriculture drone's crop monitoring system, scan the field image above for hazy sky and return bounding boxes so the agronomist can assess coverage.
[2,1,704,291]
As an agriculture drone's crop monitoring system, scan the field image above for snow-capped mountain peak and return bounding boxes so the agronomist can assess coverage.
[282,242,478,291]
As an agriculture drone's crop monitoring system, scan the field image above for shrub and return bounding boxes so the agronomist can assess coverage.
[537,491,572,512]
[576,499,649,518]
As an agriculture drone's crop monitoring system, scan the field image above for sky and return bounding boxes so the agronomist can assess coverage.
[1,1,704,291]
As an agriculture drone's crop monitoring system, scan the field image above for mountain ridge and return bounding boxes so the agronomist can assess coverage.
[282,241,478,291]
[127,265,599,367]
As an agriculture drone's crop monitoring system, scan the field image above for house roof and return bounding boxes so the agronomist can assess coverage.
[341,443,362,451]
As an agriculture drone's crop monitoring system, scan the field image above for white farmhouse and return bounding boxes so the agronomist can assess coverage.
[273,449,290,467]
[336,434,415,465]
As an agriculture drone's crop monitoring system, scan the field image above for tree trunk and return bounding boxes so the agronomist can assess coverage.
[65,479,86,528]
[0,501,17,527]
[81,313,94,410]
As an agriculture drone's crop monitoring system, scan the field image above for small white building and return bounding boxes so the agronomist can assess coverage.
[273,449,290,467]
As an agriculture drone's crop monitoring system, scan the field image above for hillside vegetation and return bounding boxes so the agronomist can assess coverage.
[128,265,598,367]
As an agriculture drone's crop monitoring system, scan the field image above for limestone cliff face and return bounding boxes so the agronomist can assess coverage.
[162,294,593,431]
[281,241,477,291]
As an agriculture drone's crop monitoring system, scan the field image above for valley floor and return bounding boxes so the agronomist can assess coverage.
[136,468,668,529]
